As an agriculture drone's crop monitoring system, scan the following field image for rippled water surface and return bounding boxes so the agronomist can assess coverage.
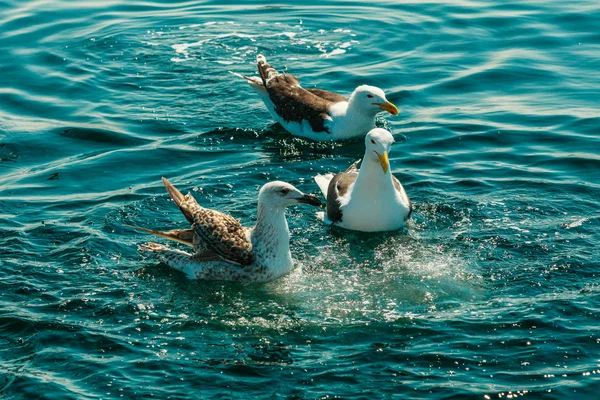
[1,0,600,398]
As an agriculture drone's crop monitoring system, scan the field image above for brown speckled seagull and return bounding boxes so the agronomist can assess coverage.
[231,54,399,141]
[127,178,321,282]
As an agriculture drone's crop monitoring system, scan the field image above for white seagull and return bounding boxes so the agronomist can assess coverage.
[232,54,399,141]
[128,178,322,282]
[314,128,412,232]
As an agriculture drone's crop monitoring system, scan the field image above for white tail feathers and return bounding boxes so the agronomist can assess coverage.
[229,71,266,92]
[228,71,246,80]
[314,174,334,199]
[229,71,263,86]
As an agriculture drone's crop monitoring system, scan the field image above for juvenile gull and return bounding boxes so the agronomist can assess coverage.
[232,54,399,141]
[128,178,321,282]
[314,128,412,232]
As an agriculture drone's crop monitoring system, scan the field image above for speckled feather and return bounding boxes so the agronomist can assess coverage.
[131,179,317,282]
[162,177,254,266]
[140,243,271,282]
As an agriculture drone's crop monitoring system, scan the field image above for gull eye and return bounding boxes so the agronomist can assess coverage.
[367,94,374,99]
[370,139,376,145]
[280,188,289,195]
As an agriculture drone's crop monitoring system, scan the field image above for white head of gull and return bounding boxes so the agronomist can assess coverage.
[346,85,398,119]
[129,178,321,282]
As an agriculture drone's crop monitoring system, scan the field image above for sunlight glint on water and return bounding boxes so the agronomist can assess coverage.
[0,0,599,398]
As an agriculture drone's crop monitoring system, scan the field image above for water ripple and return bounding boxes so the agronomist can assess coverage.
[1,0,599,398]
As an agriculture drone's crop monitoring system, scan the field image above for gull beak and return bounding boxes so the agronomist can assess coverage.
[297,193,322,207]
[375,101,399,116]
[376,151,389,174]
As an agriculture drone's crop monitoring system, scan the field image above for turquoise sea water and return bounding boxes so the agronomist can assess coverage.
[1,0,599,398]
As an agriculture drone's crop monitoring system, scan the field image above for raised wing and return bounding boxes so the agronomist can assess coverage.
[162,178,254,266]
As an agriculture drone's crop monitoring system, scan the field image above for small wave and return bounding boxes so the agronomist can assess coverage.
[141,22,360,66]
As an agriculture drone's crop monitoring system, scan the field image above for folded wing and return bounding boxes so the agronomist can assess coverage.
[325,161,360,223]
[257,55,335,134]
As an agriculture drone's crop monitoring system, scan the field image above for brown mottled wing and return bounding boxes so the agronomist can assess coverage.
[326,161,360,223]
[257,57,334,134]
[306,88,348,103]
[191,208,254,266]
[393,176,413,219]
[192,253,226,263]
[162,178,254,266]
[125,224,195,247]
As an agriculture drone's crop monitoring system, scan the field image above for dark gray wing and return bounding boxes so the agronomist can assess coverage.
[162,178,254,266]
[393,176,413,219]
[257,57,334,134]
[306,88,348,103]
[325,161,360,223]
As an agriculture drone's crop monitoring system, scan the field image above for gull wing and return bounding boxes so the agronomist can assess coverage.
[325,160,360,223]
[162,178,254,266]
[257,55,334,134]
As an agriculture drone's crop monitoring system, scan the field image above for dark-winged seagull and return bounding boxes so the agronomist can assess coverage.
[314,128,412,231]
[232,55,399,141]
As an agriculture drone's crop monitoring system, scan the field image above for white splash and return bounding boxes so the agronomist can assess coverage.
[564,218,587,229]
[320,48,346,58]
[143,21,361,66]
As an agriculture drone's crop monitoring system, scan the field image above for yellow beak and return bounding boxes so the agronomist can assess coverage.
[376,101,399,116]
[376,151,389,174]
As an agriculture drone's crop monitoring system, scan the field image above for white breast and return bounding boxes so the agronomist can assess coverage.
[337,183,409,232]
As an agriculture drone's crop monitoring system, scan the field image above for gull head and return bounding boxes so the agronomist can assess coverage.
[258,181,322,209]
[365,128,395,174]
[349,85,398,116]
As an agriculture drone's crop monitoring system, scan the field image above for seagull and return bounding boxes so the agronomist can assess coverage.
[313,128,412,232]
[231,54,399,141]
[128,178,322,282]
